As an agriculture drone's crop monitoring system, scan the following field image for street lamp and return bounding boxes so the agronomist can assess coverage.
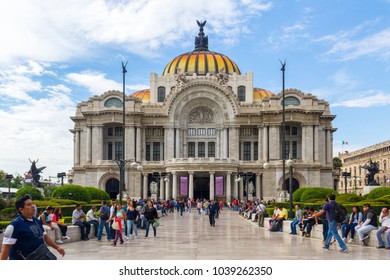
[280,60,287,194]
[57,172,66,186]
[5,174,14,200]
[286,156,294,219]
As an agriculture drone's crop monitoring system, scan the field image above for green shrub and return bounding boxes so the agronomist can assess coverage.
[33,200,62,208]
[300,187,336,203]
[0,208,18,220]
[0,220,11,230]
[84,187,110,201]
[335,193,363,204]
[363,187,390,200]
[0,196,6,210]
[52,184,92,203]
[46,198,87,205]
[292,188,308,202]
[15,186,43,200]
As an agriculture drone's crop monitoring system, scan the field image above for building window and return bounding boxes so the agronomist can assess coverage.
[153,142,160,161]
[283,96,301,106]
[285,126,290,135]
[284,141,290,159]
[198,142,205,157]
[108,127,113,136]
[208,142,215,157]
[238,86,246,102]
[108,142,113,160]
[157,86,166,102]
[254,141,258,161]
[292,126,298,135]
[197,128,206,136]
[188,142,195,157]
[244,142,251,161]
[207,128,215,136]
[115,127,123,136]
[252,128,258,136]
[292,141,297,159]
[104,98,122,108]
[115,142,123,160]
[146,142,151,161]
[188,128,196,136]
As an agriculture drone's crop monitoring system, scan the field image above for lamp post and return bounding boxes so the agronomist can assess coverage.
[286,156,294,219]
[280,60,287,192]
[5,174,14,200]
[57,172,66,186]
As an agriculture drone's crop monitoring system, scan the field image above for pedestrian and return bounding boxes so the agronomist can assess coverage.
[312,194,348,253]
[126,200,139,240]
[110,203,126,246]
[97,200,111,241]
[0,194,65,260]
[179,200,185,216]
[208,200,217,227]
[143,200,158,238]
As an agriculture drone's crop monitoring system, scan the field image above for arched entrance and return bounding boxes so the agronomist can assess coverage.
[106,178,119,199]
[284,178,300,195]
[194,176,210,200]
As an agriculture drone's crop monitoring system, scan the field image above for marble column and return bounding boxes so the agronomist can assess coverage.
[165,176,170,200]
[92,126,100,164]
[86,125,92,163]
[209,172,215,200]
[188,172,194,199]
[314,125,319,162]
[98,126,103,161]
[326,129,332,164]
[223,129,228,158]
[269,126,280,160]
[74,130,80,166]
[239,180,244,201]
[160,177,164,200]
[143,173,148,199]
[216,129,221,158]
[256,173,261,200]
[258,126,263,161]
[301,125,307,162]
[175,128,181,158]
[172,172,178,199]
[127,126,135,160]
[226,172,232,202]
[136,127,141,162]
[233,174,238,199]
[262,126,269,161]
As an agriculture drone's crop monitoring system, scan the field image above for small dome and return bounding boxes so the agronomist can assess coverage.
[163,51,241,76]
[132,89,150,103]
[253,88,273,102]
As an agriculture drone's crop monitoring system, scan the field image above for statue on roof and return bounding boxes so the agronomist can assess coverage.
[195,20,208,51]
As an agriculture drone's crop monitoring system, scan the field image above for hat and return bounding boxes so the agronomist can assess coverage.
[46,206,54,211]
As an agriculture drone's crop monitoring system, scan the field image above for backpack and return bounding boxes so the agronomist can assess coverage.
[100,206,110,220]
[333,202,347,223]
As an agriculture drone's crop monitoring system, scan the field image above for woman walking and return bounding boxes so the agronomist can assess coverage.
[144,200,158,238]
[110,203,126,246]
[126,200,139,240]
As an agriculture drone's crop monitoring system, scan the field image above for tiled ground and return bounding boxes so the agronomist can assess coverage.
[56,209,390,260]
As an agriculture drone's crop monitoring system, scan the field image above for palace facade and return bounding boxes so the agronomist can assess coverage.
[68,23,337,201]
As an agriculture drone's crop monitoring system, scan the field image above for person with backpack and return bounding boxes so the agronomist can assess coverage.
[312,193,348,253]
[97,200,111,241]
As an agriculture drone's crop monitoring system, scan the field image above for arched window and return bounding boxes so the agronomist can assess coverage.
[238,86,246,102]
[282,96,300,106]
[104,98,122,108]
[158,86,166,102]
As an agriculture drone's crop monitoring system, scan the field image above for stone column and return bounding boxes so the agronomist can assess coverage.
[233,174,238,199]
[86,125,92,163]
[223,128,228,158]
[229,127,239,160]
[136,127,141,162]
[301,125,307,161]
[269,126,280,160]
[175,128,181,158]
[166,128,174,160]
[165,176,170,200]
[256,173,261,200]
[216,129,221,158]
[262,126,269,161]
[226,172,232,202]
[92,126,101,164]
[258,126,263,161]
[209,172,215,200]
[143,173,148,199]
[75,130,80,166]
[183,131,187,158]
[326,129,332,164]
[98,126,103,161]
[304,125,314,163]
[189,172,194,199]
[172,172,178,199]
[160,177,164,200]
[127,126,135,160]
[239,180,244,201]
[314,125,319,162]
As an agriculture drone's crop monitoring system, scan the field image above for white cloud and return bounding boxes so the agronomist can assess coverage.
[332,91,390,107]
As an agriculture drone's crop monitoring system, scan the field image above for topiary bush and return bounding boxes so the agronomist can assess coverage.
[16,186,43,200]
[292,187,308,202]
[0,196,6,211]
[84,187,110,201]
[363,187,390,200]
[51,184,92,203]
[300,187,336,203]
[335,193,363,204]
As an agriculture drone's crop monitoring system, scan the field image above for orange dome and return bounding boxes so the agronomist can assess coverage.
[253,88,273,102]
[132,89,150,103]
[163,51,240,76]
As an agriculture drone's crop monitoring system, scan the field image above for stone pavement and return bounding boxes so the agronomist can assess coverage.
[53,209,390,260]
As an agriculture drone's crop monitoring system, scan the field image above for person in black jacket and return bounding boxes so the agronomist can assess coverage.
[143,200,158,238]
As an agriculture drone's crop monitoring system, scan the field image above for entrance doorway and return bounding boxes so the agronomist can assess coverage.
[284,178,300,195]
[106,178,119,199]
[194,177,210,200]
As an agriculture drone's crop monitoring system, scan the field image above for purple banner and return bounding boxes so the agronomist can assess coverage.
[180,176,188,196]
[216,176,224,196]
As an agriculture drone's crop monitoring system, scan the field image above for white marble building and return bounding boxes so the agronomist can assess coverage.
[69,23,336,201]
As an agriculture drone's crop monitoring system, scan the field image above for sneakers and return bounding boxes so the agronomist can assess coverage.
[62,235,70,240]
[347,238,354,243]
[125,236,129,240]
[362,235,370,241]
[56,239,64,244]
[339,248,348,253]
[322,246,329,250]
[342,237,347,242]
[377,245,385,249]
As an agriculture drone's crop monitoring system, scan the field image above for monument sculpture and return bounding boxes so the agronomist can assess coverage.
[360,159,380,186]
[29,159,46,188]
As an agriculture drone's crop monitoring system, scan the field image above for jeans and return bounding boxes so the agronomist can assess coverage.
[209,212,216,226]
[343,222,358,239]
[126,220,138,238]
[145,220,156,237]
[325,220,347,250]
[376,226,390,247]
[290,219,301,234]
[197,208,201,215]
[180,207,184,216]
[97,220,111,240]
[73,221,91,239]
[355,224,377,241]
[258,211,265,227]
[87,220,99,237]
[321,220,329,240]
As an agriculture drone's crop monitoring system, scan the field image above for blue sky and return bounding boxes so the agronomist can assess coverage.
[1,0,390,180]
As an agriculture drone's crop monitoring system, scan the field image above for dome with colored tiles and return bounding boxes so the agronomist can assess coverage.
[162,21,240,76]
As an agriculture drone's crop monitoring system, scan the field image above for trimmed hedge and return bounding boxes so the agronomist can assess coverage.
[335,193,363,204]
[52,184,92,203]
[84,187,110,201]
[363,187,390,200]
[292,188,308,202]
[300,187,336,203]
[16,186,43,200]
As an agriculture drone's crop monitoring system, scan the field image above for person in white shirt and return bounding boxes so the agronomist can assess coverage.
[86,206,99,237]
[376,207,390,249]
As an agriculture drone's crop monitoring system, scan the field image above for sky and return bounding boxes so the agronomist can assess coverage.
[1,0,390,181]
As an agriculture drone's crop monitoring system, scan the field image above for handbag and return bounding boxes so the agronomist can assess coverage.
[58,218,65,224]
[112,220,120,230]
[152,220,160,228]
[18,244,57,260]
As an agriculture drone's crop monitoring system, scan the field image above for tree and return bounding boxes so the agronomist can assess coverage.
[333,157,343,169]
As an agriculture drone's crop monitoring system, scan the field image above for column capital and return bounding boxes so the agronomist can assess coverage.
[209,171,215,175]
[188,171,194,175]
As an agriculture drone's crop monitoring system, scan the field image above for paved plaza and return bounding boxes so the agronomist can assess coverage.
[57,209,390,260]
